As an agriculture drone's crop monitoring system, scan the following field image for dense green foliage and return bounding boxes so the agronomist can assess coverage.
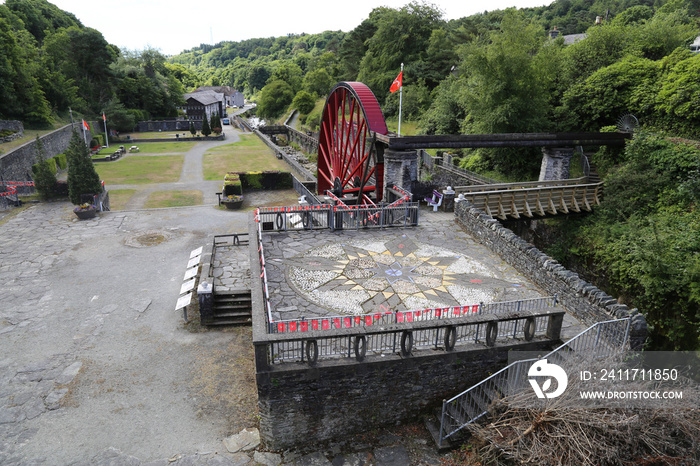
[32,136,58,199]
[0,0,187,128]
[547,132,700,350]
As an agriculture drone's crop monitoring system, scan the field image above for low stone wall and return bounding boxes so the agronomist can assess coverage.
[0,120,24,143]
[253,129,316,182]
[454,200,647,349]
[136,120,198,132]
[0,124,75,181]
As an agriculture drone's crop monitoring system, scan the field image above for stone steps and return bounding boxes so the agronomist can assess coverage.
[207,289,252,326]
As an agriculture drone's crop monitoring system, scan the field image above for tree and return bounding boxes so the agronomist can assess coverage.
[269,62,303,93]
[201,114,212,137]
[32,136,57,199]
[357,2,444,99]
[560,56,660,131]
[292,90,316,115]
[257,79,294,118]
[459,10,552,176]
[66,130,102,205]
[210,113,221,134]
[104,101,135,133]
[302,68,334,98]
[189,120,196,136]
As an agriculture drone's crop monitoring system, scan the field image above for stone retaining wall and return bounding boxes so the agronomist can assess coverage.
[454,200,647,349]
[0,124,77,181]
[253,129,316,182]
[256,340,553,450]
[0,120,24,143]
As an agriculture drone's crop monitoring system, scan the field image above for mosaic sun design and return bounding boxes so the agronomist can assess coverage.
[286,236,529,316]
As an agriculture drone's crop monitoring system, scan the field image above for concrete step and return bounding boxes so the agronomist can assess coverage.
[424,413,457,453]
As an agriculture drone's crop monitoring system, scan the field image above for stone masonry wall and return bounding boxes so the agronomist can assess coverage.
[0,120,24,143]
[256,340,552,450]
[454,200,647,349]
[0,124,76,181]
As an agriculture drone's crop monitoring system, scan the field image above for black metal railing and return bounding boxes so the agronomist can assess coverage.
[254,202,419,232]
[265,308,563,365]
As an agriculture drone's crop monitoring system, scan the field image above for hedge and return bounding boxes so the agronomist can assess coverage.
[53,153,67,170]
[32,158,57,175]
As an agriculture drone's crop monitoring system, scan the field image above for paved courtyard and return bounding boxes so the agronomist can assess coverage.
[262,222,546,323]
[0,202,256,465]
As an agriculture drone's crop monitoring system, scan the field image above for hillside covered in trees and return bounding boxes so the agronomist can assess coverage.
[1,0,698,350]
[0,0,196,130]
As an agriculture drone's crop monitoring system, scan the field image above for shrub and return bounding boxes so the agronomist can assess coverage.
[32,158,57,175]
[223,172,242,196]
[53,153,68,170]
[240,171,293,190]
[32,136,57,200]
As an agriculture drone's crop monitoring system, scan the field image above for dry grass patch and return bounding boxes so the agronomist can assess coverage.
[107,189,137,210]
[190,327,258,435]
[144,190,203,208]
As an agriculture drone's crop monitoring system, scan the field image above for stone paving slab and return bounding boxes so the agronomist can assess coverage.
[0,202,255,465]
[260,221,554,323]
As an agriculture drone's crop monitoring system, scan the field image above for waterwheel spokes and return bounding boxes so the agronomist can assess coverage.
[317,82,388,205]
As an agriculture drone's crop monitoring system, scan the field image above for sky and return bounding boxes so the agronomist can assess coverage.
[11,0,550,55]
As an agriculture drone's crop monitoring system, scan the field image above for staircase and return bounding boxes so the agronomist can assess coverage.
[429,317,631,449]
[208,289,252,325]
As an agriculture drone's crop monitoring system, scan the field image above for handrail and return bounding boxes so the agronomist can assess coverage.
[270,296,558,334]
[438,317,631,446]
[454,177,589,194]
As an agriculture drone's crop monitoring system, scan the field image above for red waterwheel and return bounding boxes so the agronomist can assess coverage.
[317,82,388,205]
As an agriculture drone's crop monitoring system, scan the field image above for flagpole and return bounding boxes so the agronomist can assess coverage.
[102,112,109,148]
[398,63,404,137]
[82,120,87,144]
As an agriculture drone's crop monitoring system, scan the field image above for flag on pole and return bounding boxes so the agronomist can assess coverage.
[82,119,90,131]
[102,113,106,122]
[390,71,403,93]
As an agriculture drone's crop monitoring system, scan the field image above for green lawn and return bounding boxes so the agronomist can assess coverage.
[202,134,288,180]
[94,155,184,184]
[385,118,419,136]
[120,141,196,154]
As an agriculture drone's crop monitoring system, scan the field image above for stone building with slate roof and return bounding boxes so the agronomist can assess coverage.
[184,90,224,121]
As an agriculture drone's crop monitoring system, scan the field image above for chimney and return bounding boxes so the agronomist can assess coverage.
[549,26,560,39]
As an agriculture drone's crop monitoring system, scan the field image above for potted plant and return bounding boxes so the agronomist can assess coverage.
[74,203,97,219]
[221,194,244,209]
